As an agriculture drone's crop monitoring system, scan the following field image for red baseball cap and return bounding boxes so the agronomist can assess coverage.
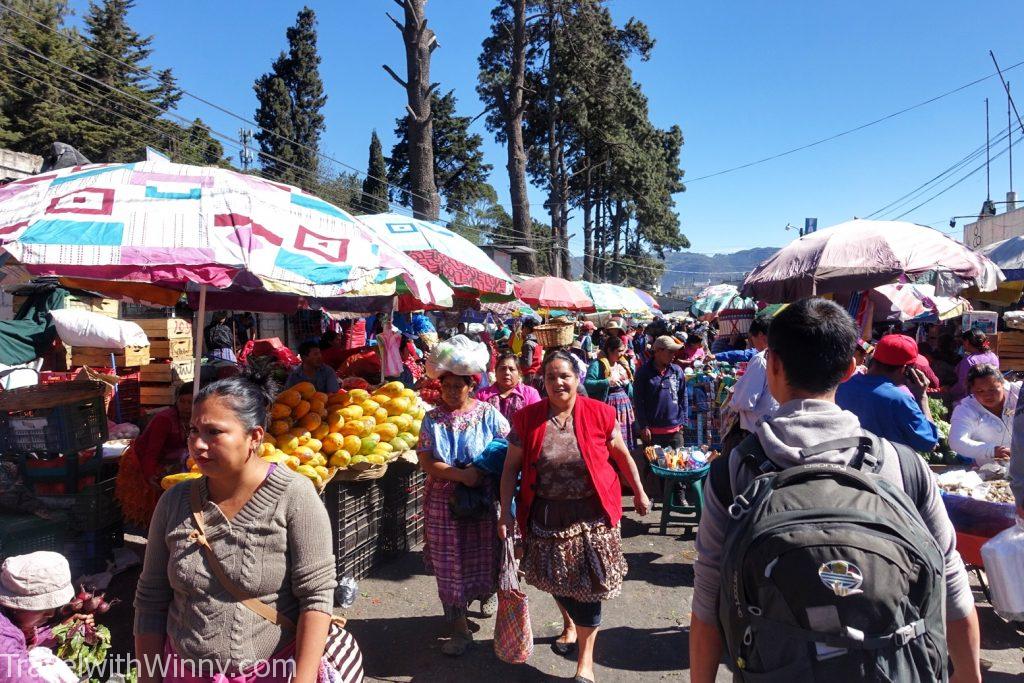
[873,334,918,367]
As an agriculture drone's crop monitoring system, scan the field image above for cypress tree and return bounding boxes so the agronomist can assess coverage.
[359,131,390,214]
[253,6,326,187]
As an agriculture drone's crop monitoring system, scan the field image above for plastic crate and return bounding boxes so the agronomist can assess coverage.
[0,391,108,454]
[0,513,67,561]
[338,537,383,580]
[64,522,124,577]
[21,450,102,495]
[325,480,383,563]
[37,477,122,532]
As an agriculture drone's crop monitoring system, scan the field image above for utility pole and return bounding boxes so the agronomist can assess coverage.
[986,97,991,202]
[1010,82,1014,193]
[239,129,254,171]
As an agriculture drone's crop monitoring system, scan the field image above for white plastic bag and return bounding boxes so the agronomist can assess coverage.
[426,334,490,379]
[980,518,1024,621]
[51,309,149,348]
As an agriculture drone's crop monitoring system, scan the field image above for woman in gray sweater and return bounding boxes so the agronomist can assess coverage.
[134,373,336,683]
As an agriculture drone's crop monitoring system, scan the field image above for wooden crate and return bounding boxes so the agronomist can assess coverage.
[139,384,177,406]
[14,296,119,318]
[70,346,150,368]
[124,318,192,341]
[139,360,194,384]
[149,338,192,360]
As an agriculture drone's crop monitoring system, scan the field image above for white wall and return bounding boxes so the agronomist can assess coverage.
[963,206,1024,249]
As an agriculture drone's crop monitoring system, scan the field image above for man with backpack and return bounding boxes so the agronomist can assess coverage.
[690,298,980,682]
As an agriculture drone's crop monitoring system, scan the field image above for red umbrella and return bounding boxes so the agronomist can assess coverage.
[515,276,595,311]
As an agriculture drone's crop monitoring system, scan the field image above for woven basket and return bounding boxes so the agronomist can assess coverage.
[334,463,388,482]
[0,381,106,411]
[533,321,574,347]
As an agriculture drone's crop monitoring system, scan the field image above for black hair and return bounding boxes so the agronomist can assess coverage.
[298,340,318,357]
[542,349,578,374]
[175,381,194,402]
[439,373,476,387]
[768,298,858,394]
[749,317,771,337]
[686,334,703,346]
[965,328,989,351]
[495,351,519,368]
[602,335,623,354]
[194,364,278,431]
[868,357,902,374]
[967,363,1001,387]
[523,318,538,330]
[319,330,338,349]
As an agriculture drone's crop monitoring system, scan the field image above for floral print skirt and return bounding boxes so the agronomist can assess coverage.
[522,514,627,602]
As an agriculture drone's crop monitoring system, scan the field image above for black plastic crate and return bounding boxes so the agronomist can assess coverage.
[325,481,382,522]
[64,522,124,577]
[0,391,108,454]
[37,477,123,532]
[337,537,382,580]
[0,513,66,561]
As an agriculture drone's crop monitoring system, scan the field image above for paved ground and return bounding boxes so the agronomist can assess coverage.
[105,501,1024,682]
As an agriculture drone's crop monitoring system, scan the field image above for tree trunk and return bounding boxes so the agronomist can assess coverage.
[582,160,594,281]
[505,0,536,274]
[387,0,440,220]
[611,199,624,282]
[557,144,571,279]
[545,0,561,277]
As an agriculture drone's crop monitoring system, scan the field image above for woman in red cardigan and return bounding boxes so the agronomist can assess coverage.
[499,350,650,683]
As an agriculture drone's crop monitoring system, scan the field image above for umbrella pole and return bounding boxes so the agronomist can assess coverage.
[193,284,207,400]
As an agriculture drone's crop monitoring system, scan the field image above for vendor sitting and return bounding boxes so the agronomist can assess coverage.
[286,340,340,394]
[949,363,1019,466]
[0,551,75,683]
[114,382,193,527]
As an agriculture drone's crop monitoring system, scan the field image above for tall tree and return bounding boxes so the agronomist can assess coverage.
[0,0,85,152]
[478,0,537,274]
[253,6,326,187]
[383,0,441,220]
[78,0,181,161]
[388,90,492,216]
[359,131,390,214]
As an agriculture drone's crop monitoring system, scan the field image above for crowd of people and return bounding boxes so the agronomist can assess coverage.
[7,300,1021,682]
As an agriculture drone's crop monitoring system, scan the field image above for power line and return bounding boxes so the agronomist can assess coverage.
[686,57,1024,183]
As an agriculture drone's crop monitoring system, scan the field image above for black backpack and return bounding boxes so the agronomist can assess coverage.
[709,433,948,682]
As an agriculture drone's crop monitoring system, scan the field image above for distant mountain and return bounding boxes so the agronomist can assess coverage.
[570,246,779,292]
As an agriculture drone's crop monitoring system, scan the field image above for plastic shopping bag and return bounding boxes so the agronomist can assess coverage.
[493,539,533,664]
[980,517,1024,621]
[425,334,490,379]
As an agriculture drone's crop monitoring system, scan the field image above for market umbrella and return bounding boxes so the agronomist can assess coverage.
[515,276,594,312]
[0,156,453,306]
[633,287,660,310]
[356,212,515,299]
[690,284,754,319]
[868,282,971,323]
[577,281,648,313]
[480,298,537,318]
[980,236,1024,281]
[741,219,1002,301]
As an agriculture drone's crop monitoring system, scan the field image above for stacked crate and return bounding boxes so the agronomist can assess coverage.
[324,481,383,580]
[997,331,1024,372]
[379,467,426,558]
[126,318,194,412]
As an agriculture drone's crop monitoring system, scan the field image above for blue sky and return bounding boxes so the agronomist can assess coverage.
[65,0,1024,256]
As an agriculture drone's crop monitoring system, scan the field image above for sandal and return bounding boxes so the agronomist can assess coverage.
[441,631,473,657]
[479,594,498,618]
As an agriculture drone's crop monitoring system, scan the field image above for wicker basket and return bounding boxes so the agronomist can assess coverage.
[534,321,574,347]
[334,463,388,482]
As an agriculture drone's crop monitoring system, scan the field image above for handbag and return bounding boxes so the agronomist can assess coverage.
[189,482,364,682]
[448,475,494,520]
[493,538,534,664]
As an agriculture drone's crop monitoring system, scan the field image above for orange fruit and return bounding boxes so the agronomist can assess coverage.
[373,423,399,441]
[270,403,292,419]
[312,392,328,405]
[327,391,347,406]
[269,420,291,436]
[299,412,322,431]
[305,438,323,453]
[292,381,316,399]
[293,400,311,420]
[311,423,330,440]
[342,435,362,455]
[322,433,344,454]
[277,390,301,408]
[373,407,389,424]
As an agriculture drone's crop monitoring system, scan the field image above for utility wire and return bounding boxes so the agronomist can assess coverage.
[686,58,1024,183]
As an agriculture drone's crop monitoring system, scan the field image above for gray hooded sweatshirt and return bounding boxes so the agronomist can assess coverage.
[692,399,975,625]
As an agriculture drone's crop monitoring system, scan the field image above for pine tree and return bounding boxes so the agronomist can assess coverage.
[78,0,181,161]
[388,90,492,216]
[0,0,87,153]
[253,6,326,188]
[359,131,390,214]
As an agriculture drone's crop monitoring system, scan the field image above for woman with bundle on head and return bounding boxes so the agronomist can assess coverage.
[134,368,343,683]
[499,350,650,682]
[950,328,1001,403]
[417,336,510,656]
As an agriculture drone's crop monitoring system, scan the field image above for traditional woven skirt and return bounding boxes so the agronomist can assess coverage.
[423,476,499,615]
[607,387,635,446]
[522,499,627,602]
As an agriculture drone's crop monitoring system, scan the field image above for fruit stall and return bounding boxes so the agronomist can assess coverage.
[162,376,429,581]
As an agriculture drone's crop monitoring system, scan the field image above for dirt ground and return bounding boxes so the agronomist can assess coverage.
[104,501,1024,682]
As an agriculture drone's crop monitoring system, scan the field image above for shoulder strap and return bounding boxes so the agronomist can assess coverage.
[888,439,929,509]
[708,433,774,507]
[188,483,297,632]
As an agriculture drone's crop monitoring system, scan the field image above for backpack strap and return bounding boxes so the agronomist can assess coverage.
[708,433,777,507]
[888,439,930,509]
